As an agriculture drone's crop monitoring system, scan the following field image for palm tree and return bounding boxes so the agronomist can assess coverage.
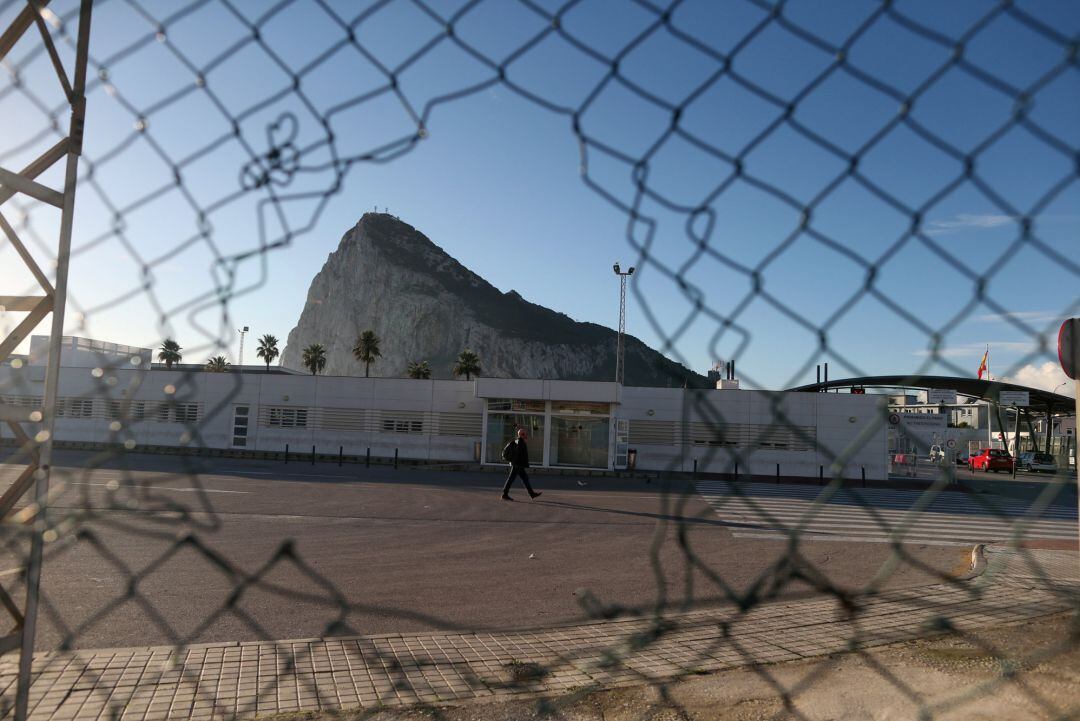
[205,356,230,372]
[452,349,481,381]
[255,334,279,371]
[406,360,432,379]
[158,339,182,369]
[302,343,327,376]
[351,330,381,377]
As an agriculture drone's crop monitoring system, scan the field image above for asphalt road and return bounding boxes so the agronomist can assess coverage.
[0,452,986,651]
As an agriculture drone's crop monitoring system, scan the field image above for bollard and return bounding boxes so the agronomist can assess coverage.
[394,448,399,469]
[693,458,697,476]
[285,443,289,464]
[311,445,315,465]
[366,447,370,468]
[861,466,866,487]
[776,463,780,484]
[339,445,343,467]
[819,465,824,485]
[734,461,738,478]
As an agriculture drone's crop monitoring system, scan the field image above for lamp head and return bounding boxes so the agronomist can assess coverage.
[613,262,621,275]
[242,326,249,332]
[628,267,635,275]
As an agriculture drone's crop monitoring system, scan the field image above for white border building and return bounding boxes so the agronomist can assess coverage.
[1,342,888,479]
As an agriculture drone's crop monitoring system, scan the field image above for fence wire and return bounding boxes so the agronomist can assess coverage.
[1,0,1079,719]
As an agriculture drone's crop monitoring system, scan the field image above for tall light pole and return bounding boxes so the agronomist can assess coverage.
[613,262,634,385]
[1049,381,1069,455]
[238,326,249,374]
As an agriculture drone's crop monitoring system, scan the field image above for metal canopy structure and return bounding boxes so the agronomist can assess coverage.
[787,375,1074,416]
[0,1,94,719]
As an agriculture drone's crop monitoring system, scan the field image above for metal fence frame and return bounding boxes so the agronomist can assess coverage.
[0,1,92,718]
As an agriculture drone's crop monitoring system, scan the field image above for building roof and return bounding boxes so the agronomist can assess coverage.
[787,375,1073,415]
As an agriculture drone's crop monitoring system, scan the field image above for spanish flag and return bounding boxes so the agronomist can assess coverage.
[977,348,988,380]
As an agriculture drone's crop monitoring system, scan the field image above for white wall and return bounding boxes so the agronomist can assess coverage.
[617,388,887,479]
[1,368,887,477]
[0,367,484,462]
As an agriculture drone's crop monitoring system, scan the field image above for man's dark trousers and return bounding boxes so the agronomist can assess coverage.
[502,465,537,497]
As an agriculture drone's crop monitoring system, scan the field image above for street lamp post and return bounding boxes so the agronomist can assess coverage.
[612,262,635,386]
[238,326,249,374]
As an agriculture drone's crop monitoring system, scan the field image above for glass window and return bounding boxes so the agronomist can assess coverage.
[268,407,307,428]
[175,404,199,424]
[57,398,94,418]
[105,400,123,419]
[551,416,610,468]
[485,413,544,464]
[380,418,423,434]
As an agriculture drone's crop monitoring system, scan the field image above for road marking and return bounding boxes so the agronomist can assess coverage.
[731,533,976,546]
[0,568,22,577]
[702,504,1078,530]
[697,481,1078,545]
[71,482,251,495]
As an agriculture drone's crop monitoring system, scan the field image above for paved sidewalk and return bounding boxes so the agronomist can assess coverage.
[0,547,1076,721]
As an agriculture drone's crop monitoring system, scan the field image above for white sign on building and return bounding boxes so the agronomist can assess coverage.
[927,389,958,404]
[893,411,948,450]
[998,390,1030,406]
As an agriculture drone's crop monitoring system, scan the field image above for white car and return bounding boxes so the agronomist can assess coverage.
[929,445,944,463]
[1017,452,1057,474]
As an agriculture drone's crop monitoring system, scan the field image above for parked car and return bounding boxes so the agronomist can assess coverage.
[968,448,1015,473]
[1017,452,1057,474]
[955,453,970,466]
[929,445,944,463]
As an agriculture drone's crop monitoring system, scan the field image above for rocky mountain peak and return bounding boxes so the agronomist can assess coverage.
[281,216,706,386]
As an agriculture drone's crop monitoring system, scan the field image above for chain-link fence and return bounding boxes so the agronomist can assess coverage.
[1,0,1078,719]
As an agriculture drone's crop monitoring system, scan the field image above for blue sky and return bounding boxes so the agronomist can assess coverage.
[1,0,1077,390]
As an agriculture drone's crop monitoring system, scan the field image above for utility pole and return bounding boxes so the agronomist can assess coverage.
[1054,318,1079,552]
[612,262,634,386]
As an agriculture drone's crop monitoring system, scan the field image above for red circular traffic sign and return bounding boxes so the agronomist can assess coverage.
[1059,318,1080,380]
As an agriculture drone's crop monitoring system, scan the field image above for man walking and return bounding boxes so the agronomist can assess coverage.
[501,428,541,501]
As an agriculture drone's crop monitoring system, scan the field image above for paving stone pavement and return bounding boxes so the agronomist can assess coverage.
[0,546,1076,721]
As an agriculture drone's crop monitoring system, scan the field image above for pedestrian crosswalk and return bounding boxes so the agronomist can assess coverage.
[695,481,1078,545]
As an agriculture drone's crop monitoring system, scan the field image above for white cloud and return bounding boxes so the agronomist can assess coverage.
[925,213,1014,236]
[1001,362,1071,394]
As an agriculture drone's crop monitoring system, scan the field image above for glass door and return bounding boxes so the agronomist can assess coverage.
[551,416,610,468]
[485,412,544,464]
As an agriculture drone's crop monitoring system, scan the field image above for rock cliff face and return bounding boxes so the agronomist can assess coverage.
[282,213,705,386]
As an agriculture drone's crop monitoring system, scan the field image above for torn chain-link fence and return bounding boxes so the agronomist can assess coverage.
[1,0,1078,719]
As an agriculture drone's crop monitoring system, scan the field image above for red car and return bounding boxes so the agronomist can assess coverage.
[968,448,1015,473]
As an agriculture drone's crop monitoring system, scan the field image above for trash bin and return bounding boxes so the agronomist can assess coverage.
[627,448,637,469]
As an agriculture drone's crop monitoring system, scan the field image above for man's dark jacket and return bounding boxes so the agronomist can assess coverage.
[506,438,530,468]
